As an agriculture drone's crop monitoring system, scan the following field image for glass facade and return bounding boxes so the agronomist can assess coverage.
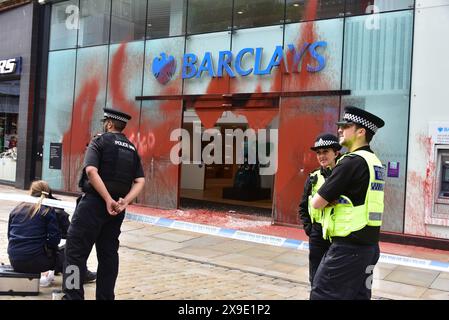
[341,10,414,232]
[233,0,285,29]
[110,0,147,43]
[186,0,232,34]
[43,0,415,226]
[49,0,79,50]
[147,0,186,39]
[78,0,111,47]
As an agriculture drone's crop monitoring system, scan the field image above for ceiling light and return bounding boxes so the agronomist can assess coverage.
[237,11,244,14]
[293,3,299,7]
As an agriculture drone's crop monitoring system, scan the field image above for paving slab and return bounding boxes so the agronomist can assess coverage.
[372,279,427,300]
[273,251,309,266]
[215,253,274,269]
[151,229,203,243]
[420,288,449,300]
[430,273,449,291]
[385,266,440,287]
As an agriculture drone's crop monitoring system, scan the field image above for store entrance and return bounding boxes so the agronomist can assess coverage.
[0,80,19,182]
[180,107,277,212]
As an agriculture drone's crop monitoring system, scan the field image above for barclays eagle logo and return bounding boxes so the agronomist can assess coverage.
[152,53,176,85]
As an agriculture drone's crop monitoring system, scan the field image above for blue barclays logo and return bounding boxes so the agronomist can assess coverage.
[437,127,449,133]
[152,53,177,85]
[151,41,327,84]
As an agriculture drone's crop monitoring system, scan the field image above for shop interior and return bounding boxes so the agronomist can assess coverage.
[179,109,275,210]
[0,80,19,182]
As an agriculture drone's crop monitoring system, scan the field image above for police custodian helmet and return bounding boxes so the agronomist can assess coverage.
[103,108,132,124]
[310,133,342,152]
[336,106,385,135]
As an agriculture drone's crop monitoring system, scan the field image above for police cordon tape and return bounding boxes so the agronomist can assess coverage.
[1,192,448,273]
[126,212,449,273]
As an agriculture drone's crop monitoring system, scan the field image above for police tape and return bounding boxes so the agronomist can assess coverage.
[1,192,448,273]
[125,212,449,273]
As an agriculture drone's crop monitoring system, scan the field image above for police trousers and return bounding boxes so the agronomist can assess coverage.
[63,193,125,300]
[310,240,380,300]
[308,224,331,285]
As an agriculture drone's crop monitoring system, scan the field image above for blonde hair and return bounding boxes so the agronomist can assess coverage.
[27,180,51,219]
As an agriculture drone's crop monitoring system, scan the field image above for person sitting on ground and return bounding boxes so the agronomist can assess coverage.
[7,180,63,286]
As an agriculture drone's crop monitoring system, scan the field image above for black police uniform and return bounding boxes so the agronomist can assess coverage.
[310,145,381,300]
[298,166,332,285]
[310,106,385,300]
[63,129,144,300]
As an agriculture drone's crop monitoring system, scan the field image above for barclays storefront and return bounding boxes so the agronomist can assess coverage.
[40,0,416,234]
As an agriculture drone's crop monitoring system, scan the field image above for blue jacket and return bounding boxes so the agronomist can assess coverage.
[7,203,61,261]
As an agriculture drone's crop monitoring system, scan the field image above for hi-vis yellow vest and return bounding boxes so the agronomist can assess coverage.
[321,150,385,240]
[308,169,326,224]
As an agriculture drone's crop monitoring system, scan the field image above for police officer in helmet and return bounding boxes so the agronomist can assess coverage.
[62,108,145,300]
[298,133,341,286]
[310,106,385,300]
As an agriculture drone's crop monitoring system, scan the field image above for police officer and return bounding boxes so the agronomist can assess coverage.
[310,106,385,300]
[298,133,341,286]
[62,108,145,300]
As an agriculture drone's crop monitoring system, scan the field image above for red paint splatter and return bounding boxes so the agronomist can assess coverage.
[195,109,225,130]
[281,0,326,92]
[274,0,338,225]
[109,42,141,142]
[61,42,183,209]
[405,135,437,236]
[232,109,277,131]
[274,99,338,224]
[62,77,100,191]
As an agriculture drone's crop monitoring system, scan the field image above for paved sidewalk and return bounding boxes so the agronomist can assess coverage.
[0,185,448,300]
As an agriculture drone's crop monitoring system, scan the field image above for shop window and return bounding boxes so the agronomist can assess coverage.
[286,0,345,23]
[110,0,147,43]
[341,11,414,233]
[345,0,414,16]
[78,0,111,47]
[0,80,20,182]
[42,50,76,190]
[187,0,232,35]
[49,0,79,50]
[233,0,285,29]
[147,0,186,39]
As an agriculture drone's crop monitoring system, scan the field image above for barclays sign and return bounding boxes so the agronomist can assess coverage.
[151,41,327,85]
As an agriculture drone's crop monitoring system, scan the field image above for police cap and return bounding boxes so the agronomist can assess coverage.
[310,133,342,151]
[336,106,385,135]
[103,108,131,124]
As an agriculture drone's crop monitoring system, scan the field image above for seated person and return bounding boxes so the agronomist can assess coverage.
[7,181,64,286]
[7,180,96,287]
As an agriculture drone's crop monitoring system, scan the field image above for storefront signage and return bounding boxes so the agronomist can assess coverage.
[0,57,21,75]
[152,42,327,85]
